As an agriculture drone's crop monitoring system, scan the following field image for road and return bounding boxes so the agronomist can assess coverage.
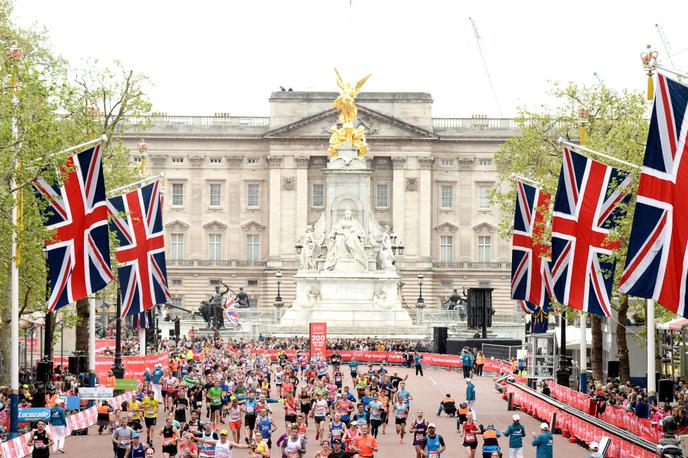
[54,365,585,457]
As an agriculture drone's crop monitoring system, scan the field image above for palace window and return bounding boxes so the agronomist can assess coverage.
[478,236,491,262]
[247,234,261,261]
[479,158,493,167]
[439,235,453,262]
[247,157,260,166]
[478,183,492,209]
[376,184,389,209]
[440,158,455,167]
[209,157,222,164]
[209,183,222,207]
[170,234,184,260]
[208,234,222,260]
[440,185,453,209]
[170,278,182,287]
[312,184,324,208]
[171,156,184,164]
[247,183,260,209]
[171,183,184,207]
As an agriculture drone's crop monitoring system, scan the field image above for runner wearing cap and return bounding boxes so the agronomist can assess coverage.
[125,432,147,458]
[329,439,351,458]
[503,414,525,458]
[421,423,445,458]
[213,428,254,458]
[343,420,360,455]
[531,423,553,458]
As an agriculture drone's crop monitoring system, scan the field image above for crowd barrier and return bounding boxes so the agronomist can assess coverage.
[258,349,518,374]
[506,383,658,458]
[0,392,134,458]
[546,381,662,444]
[52,352,169,381]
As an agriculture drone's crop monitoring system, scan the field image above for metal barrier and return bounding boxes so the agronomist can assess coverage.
[482,343,521,360]
[506,381,659,456]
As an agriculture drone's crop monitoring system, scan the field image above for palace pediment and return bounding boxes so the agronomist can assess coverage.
[263,105,438,140]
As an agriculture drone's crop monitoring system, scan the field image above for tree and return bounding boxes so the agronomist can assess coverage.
[0,0,151,383]
[493,82,648,383]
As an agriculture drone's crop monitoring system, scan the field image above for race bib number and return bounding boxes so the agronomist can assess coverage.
[465,433,476,443]
[415,433,424,441]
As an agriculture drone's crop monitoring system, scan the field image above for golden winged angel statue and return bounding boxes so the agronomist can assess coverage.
[332,68,371,124]
[328,69,372,159]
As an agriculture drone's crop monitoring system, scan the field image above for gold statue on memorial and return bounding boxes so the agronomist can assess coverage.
[328,69,371,159]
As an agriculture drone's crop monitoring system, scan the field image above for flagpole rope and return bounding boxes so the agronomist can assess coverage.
[557,138,641,171]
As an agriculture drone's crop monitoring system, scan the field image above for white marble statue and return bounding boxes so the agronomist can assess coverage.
[298,226,319,271]
[324,209,368,271]
[375,225,396,271]
[372,289,391,309]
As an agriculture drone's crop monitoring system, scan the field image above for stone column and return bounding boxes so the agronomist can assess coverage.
[295,156,310,234]
[267,155,282,267]
[225,155,244,259]
[418,156,434,263]
[391,157,406,250]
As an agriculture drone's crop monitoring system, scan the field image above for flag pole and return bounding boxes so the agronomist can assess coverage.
[8,135,109,194]
[88,296,97,387]
[557,138,641,170]
[647,299,656,395]
[510,174,542,186]
[139,327,146,357]
[7,42,21,440]
[107,173,164,196]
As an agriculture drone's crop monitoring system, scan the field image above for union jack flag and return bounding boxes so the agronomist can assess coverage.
[511,180,552,308]
[618,74,688,316]
[225,292,239,325]
[131,310,155,329]
[108,180,170,317]
[550,148,631,317]
[32,145,113,311]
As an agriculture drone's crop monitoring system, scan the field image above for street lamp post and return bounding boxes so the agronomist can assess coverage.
[416,273,425,308]
[274,270,284,308]
[111,290,125,379]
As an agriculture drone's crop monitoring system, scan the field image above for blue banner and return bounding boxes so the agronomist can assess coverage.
[18,408,51,422]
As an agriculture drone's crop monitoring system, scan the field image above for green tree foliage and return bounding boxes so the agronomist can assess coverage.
[493,82,648,382]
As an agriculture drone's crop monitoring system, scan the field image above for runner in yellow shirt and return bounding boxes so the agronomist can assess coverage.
[142,390,160,445]
[129,397,144,432]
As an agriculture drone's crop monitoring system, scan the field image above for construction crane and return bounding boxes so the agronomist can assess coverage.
[469,17,503,117]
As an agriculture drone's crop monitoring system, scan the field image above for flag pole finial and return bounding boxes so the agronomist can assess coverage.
[641,44,659,100]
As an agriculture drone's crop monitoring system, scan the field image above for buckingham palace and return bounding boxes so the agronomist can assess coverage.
[122,91,520,313]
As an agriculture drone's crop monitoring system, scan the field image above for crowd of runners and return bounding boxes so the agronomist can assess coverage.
[20,336,561,458]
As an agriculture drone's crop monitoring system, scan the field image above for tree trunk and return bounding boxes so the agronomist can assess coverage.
[591,315,604,381]
[75,298,89,363]
[616,295,631,383]
[1,263,12,386]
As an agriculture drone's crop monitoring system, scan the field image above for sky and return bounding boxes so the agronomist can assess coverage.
[12,0,688,118]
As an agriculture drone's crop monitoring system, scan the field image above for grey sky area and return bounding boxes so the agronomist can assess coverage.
[13,0,688,117]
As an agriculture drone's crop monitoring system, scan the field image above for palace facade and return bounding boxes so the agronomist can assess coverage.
[122,91,520,313]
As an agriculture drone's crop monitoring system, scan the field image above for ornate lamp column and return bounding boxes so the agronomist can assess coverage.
[416,273,425,308]
[274,270,284,308]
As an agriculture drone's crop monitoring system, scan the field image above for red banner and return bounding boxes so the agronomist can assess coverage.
[309,322,327,358]
[53,352,169,383]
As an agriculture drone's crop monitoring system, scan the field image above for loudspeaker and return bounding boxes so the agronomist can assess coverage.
[658,379,674,403]
[433,327,448,354]
[467,288,494,330]
[607,361,620,379]
[78,355,88,374]
[68,356,79,375]
[36,360,53,383]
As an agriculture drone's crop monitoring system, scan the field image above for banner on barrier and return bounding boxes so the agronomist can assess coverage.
[17,408,51,422]
[78,387,113,399]
[115,379,138,391]
[309,322,327,358]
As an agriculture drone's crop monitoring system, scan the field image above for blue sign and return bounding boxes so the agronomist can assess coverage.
[18,408,51,422]
[63,396,81,410]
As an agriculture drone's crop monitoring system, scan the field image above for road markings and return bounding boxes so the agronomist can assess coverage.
[429,375,437,385]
